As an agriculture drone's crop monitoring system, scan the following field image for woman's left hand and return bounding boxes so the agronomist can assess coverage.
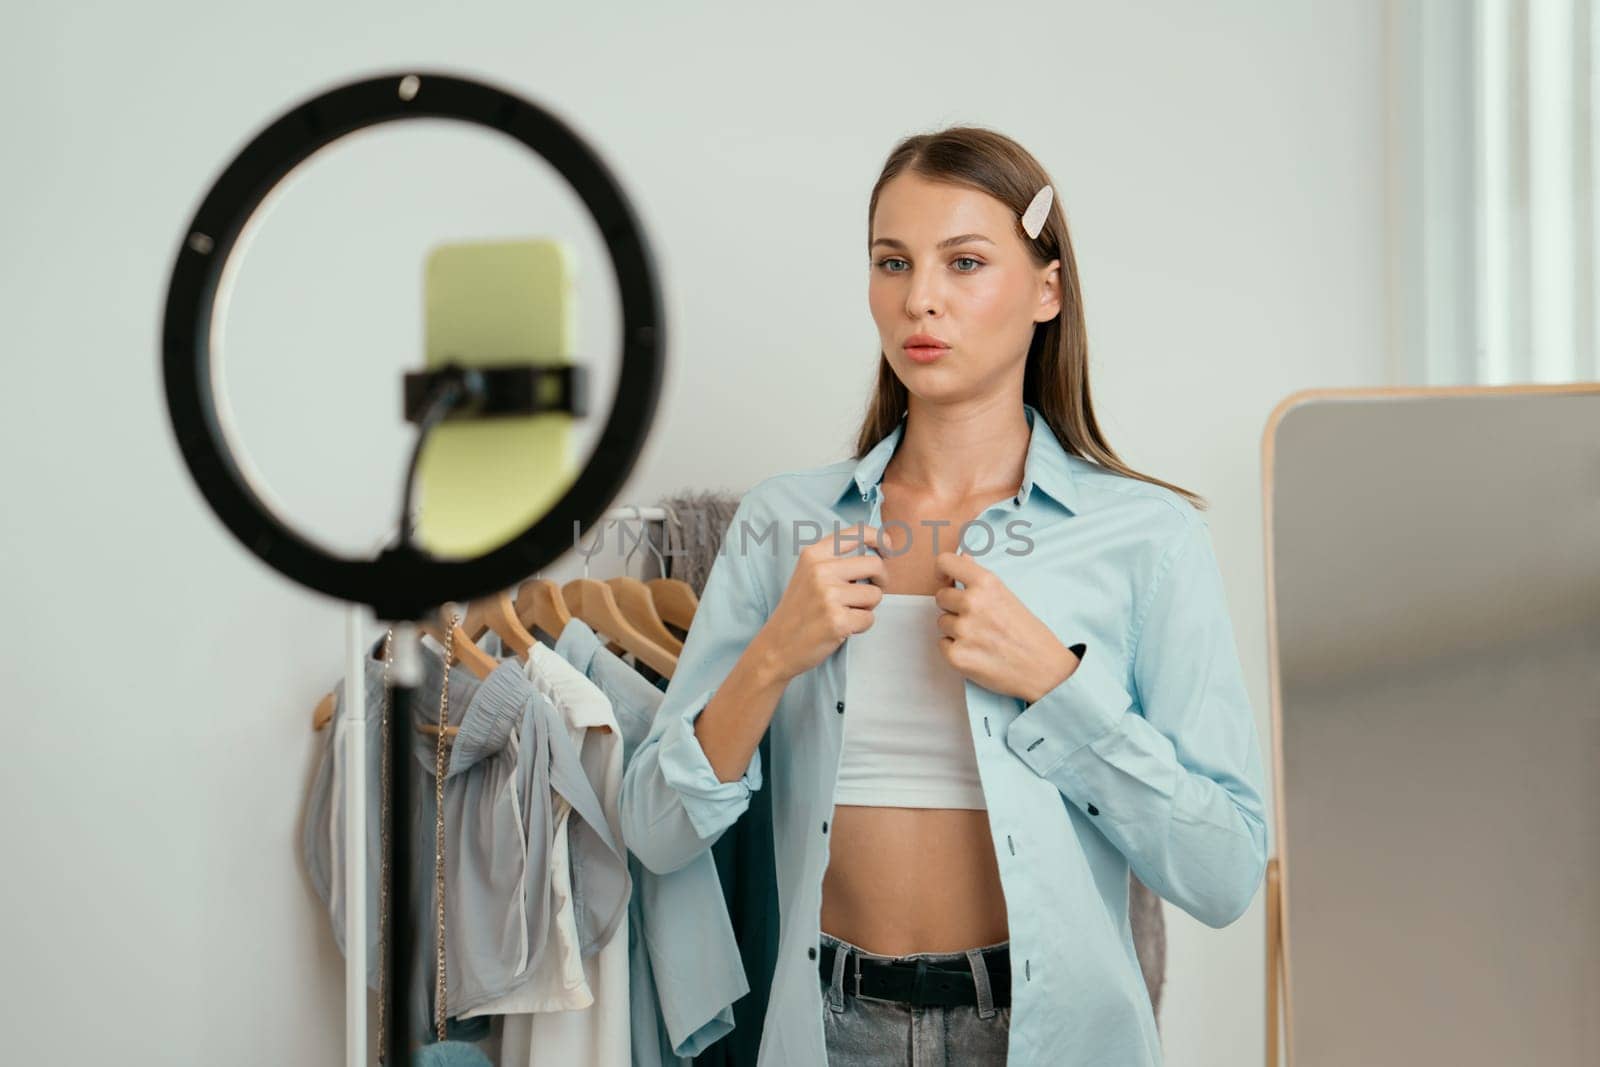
[932,551,1080,705]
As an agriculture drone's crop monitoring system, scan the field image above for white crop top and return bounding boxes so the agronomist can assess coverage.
[832,592,987,810]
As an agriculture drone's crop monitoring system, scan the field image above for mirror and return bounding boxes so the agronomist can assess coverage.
[1263,383,1600,1065]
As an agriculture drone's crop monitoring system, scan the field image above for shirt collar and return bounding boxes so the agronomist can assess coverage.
[527,641,615,731]
[835,401,1080,514]
[553,615,602,676]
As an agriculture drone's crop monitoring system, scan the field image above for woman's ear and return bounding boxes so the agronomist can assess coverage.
[1035,258,1062,322]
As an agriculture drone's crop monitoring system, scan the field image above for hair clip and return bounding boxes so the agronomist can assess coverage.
[1021,185,1053,240]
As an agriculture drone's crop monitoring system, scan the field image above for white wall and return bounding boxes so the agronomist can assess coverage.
[0,1,1390,1063]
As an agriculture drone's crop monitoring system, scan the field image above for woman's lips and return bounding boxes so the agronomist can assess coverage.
[904,345,947,364]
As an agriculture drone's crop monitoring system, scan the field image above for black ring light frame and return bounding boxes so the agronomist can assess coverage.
[162,70,664,622]
[159,70,664,1057]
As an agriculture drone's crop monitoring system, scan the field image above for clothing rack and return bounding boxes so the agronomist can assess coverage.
[338,504,668,1066]
[340,603,368,1066]
[598,505,669,522]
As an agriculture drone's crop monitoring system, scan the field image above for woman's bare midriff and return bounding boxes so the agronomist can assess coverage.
[821,804,1009,957]
[817,480,1020,957]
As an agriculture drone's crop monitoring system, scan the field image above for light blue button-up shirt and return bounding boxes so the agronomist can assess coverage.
[620,401,1269,1066]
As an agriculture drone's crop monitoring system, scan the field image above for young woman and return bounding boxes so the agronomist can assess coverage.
[621,126,1268,1066]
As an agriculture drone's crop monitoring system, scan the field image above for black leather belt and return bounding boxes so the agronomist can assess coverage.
[818,941,1012,1009]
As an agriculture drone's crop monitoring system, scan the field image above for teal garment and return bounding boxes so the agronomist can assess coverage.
[636,661,776,1067]
[619,401,1270,1066]
[412,1032,494,1065]
[548,617,747,1062]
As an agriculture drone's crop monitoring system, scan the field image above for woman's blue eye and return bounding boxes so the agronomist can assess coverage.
[873,256,983,273]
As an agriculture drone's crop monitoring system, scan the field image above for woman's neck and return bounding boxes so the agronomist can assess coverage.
[888,397,1030,501]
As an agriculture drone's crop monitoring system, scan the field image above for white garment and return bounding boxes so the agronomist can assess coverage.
[483,641,633,1067]
[835,592,988,809]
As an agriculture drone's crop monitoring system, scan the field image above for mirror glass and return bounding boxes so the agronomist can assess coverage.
[1270,387,1600,1065]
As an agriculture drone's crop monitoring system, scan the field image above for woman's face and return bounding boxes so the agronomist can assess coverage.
[868,172,1060,404]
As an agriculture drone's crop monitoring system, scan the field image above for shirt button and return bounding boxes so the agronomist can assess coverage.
[835,700,845,714]
[808,947,818,960]
[822,820,829,834]
[1087,804,1099,816]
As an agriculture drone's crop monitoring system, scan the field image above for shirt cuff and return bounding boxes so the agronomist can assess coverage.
[673,1006,736,1058]
[655,686,764,841]
[1005,643,1131,776]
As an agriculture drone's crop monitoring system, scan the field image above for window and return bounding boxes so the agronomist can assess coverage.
[1390,0,1600,384]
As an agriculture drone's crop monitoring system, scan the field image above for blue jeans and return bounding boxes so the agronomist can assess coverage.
[818,931,1011,1065]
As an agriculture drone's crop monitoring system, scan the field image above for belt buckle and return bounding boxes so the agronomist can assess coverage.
[852,950,862,998]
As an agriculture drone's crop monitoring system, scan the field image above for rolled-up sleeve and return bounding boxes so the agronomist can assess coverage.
[620,492,771,875]
[1004,515,1269,929]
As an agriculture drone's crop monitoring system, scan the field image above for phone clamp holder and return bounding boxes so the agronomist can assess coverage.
[402,362,589,423]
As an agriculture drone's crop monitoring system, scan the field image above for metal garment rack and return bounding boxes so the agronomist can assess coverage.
[598,505,668,522]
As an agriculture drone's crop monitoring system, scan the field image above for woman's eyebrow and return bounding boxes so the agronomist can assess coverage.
[870,233,995,251]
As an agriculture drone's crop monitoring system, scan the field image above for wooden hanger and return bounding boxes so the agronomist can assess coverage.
[419,606,499,681]
[645,577,698,632]
[459,591,538,661]
[312,691,338,731]
[609,504,690,648]
[645,504,698,631]
[515,576,572,643]
[607,576,684,654]
[561,576,677,677]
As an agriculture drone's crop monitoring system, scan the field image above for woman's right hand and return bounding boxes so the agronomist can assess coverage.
[758,523,894,681]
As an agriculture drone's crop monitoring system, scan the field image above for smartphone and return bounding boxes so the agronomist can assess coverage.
[414,237,578,558]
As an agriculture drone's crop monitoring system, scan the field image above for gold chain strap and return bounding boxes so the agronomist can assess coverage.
[434,612,456,1042]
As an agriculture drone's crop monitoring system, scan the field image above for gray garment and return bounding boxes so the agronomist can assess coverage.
[301,638,628,1043]
[658,488,743,596]
[655,486,1169,1027]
